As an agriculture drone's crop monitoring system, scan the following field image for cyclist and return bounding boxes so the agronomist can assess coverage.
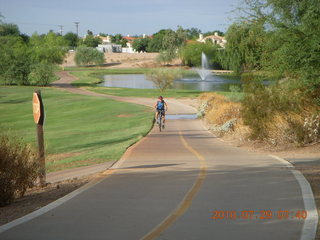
[154,96,168,126]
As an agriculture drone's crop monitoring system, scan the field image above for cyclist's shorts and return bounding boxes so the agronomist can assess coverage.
[157,109,165,115]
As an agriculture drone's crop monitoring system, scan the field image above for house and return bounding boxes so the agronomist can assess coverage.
[96,43,122,53]
[98,35,111,44]
[197,32,226,48]
[122,35,138,53]
[96,35,122,53]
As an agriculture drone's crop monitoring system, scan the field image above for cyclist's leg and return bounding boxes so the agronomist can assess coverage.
[155,110,159,123]
[162,111,166,123]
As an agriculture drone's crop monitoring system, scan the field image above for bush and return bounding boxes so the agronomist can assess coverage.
[198,93,241,136]
[199,93,241,125]
[146,68,183,92]
[0,36,32,85]
[28,63,56,86]
[0,134,39,206]
[241,75,320,146]
[74,46,105,66]
[156,50,176,65]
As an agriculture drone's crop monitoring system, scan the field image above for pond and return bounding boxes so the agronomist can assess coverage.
[100,74,241,92]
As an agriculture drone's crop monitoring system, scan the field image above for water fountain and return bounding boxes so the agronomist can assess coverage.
[101,51,241,91]
[195,52,212,80]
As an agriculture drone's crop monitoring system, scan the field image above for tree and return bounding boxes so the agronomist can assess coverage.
[64,32,78,48]
[74,46,105,66]
[120,38,128,47]
[180,42,222,68]
[0,36,31,85]
[29,32,67,64]
[0,23,20,37]
[230,0,320,144]
[224,21,265,74]
[156,51,176,65]
[132,38,150,52]
[146,68,183,92]
[203,30,224,37]
[147,29,169,52]
[81,34,102,47]
[186,28,202,40]
[0,25,69,86]
[111,34,123,45]
[234,0,320,101]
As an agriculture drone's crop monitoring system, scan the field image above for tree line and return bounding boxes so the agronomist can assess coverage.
[222,0,320,145]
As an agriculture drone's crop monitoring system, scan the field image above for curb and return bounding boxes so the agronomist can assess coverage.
[0,174,107,234]
[269,155,318,240]
[0,124,156,234]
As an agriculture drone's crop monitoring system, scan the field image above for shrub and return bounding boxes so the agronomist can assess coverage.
[146,68,183,92]
[74,46,105,66]
[0,134,39,206]
[156,50,176,65]
[0,36,32,85]
[199,93,241,125]
[198,93,241,136]
[28,63,56,86]
[241,75,320,146]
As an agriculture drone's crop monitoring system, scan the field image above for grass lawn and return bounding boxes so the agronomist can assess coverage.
[89,87,202,98]
[0,86,153,172]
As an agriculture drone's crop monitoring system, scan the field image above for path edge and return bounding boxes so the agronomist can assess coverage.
[270,155,319,240]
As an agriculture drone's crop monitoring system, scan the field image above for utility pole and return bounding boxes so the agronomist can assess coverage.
[74,22,79,37]
[58,25,63,36]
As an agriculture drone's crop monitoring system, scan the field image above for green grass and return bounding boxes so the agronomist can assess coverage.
[0,86,153,172]
[88,87,202,98]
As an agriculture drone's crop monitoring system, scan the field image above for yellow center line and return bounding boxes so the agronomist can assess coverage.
[141,131,208,240]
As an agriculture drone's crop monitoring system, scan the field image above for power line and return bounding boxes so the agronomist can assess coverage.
[7,21,73,27]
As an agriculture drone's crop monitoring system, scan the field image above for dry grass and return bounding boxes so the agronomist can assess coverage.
[61,52,159,68]
[200,92,320,149]
[200,93,241,125]
[265,112,303,146]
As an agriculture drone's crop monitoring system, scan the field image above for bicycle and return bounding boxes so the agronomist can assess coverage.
[156,110,165,132]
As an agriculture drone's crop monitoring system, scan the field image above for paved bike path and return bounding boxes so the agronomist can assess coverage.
[0,119,308,239]
[0,72,313,239]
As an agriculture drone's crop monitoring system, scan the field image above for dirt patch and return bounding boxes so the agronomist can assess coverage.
[47,152,83,163]
[61,52,159,68]
[0,174,98,226]
[117,114,134,118]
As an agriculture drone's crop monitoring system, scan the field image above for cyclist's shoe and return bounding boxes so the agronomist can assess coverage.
[162,124,165,129]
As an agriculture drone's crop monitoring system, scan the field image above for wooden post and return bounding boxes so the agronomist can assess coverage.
[33,90,46,186]
[37,123,45,186]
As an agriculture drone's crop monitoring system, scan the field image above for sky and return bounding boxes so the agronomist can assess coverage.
[1,0,241,36]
